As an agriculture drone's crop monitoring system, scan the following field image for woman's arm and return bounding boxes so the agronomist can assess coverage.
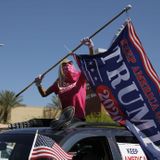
[35,75,58,97]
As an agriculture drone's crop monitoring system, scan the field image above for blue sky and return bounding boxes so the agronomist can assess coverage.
[0,0,160,107]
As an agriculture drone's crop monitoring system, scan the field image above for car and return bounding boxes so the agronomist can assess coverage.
[0,121,147,160]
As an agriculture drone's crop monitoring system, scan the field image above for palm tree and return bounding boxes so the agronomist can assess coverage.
[47,95,62,109]
[0,90,24,123]
[43,95,62,119]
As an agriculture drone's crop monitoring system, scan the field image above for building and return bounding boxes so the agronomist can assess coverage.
[85,83,107,116]
[10,106,60,123]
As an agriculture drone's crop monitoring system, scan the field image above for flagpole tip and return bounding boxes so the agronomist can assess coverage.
[125,4,132,11]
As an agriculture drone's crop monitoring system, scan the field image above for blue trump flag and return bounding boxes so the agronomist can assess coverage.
[74,19,160,159]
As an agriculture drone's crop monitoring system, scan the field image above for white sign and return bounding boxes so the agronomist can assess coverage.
[117,143,147,160]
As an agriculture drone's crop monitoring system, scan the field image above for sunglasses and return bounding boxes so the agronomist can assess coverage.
[62,61,73,66]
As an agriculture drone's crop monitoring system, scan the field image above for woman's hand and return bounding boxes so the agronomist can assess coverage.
[35,74,43,87]
[81,37,94,48]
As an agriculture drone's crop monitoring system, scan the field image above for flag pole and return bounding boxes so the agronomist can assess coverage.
[16,4,132,97]
[28,130,39,160]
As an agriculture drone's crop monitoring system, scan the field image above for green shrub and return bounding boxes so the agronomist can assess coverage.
[86,112,116,124]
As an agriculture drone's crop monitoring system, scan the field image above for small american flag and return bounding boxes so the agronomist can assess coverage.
[28,131,73,160]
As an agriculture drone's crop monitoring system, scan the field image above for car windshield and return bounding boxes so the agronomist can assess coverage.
[0,133,34,160]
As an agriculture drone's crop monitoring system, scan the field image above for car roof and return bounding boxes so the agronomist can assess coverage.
[0,122,131,137]
[0,122,136,152]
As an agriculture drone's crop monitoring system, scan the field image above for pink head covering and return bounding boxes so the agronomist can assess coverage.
[58,59,80,93]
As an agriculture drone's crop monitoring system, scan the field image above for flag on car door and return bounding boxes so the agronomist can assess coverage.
[28,131,73,160]
[74,19,160,159]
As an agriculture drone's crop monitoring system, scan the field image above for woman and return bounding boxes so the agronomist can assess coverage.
[35,37,94,121]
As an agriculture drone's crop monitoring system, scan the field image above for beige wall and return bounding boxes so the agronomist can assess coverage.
[10,106,44,123]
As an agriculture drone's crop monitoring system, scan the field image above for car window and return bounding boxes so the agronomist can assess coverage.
[115,136,148,160]
[0,141,32,160]
[0,142,14,160]
[0,134,34,160]
[69,137,112,160]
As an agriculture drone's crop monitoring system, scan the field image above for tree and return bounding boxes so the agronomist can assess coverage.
[43,95,62,119]
[46,95,62,109]
[0,90,24,123]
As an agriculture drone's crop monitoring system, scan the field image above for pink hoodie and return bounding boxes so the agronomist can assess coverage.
[50,61,86,120]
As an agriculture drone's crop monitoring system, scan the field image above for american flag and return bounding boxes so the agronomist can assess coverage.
[28,131,73,160]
